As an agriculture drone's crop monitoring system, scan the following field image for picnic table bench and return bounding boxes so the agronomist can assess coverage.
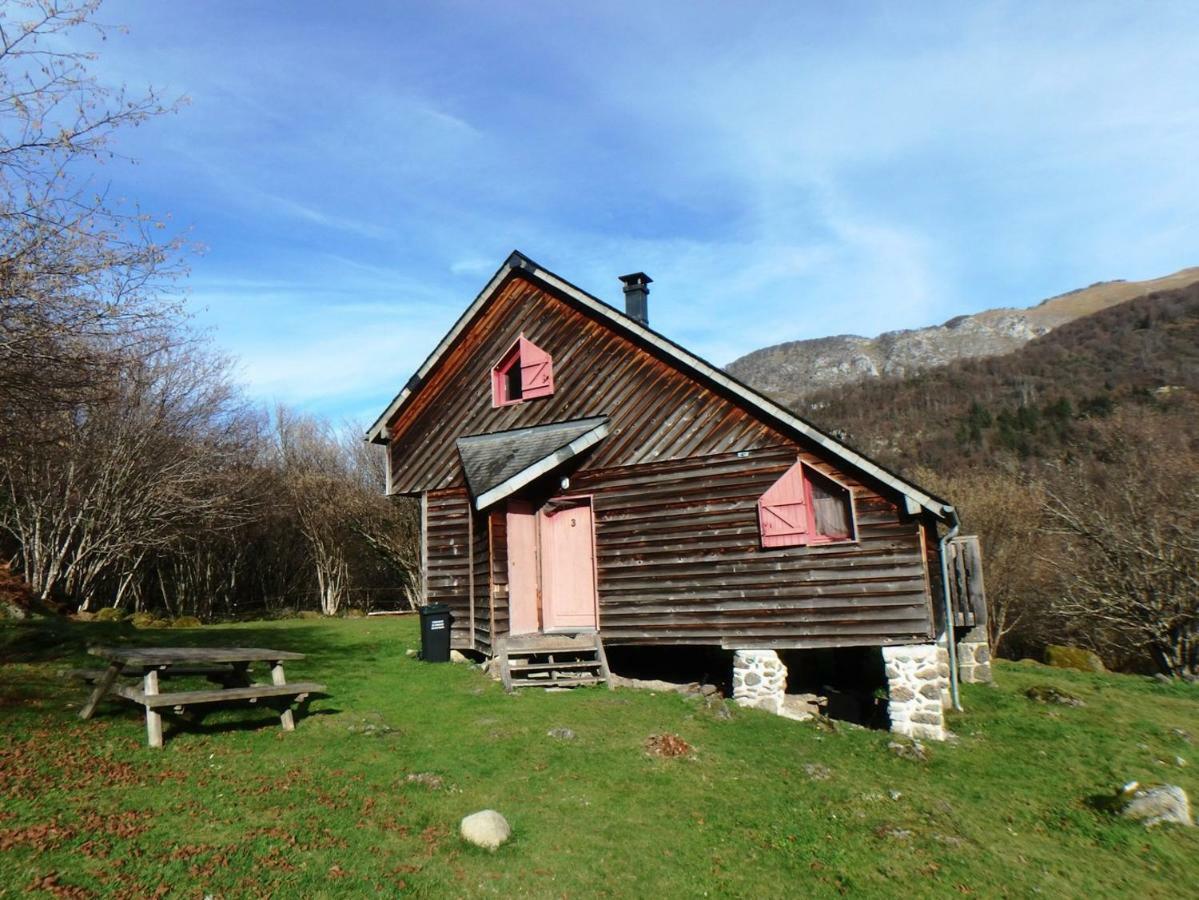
[75,646,325,748]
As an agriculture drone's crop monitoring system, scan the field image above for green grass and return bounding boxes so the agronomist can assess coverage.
[1,617,1196,898]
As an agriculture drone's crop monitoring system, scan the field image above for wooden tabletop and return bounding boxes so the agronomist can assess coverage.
[88,646,305,665]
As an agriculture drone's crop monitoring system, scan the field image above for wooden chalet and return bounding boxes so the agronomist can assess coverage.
[367,252,987,738]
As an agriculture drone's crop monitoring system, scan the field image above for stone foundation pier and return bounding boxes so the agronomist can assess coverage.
[883,643,948,741]
[731,649,786,714]
[956,626,994,684]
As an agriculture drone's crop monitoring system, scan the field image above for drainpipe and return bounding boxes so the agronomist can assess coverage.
[938,506,963,711]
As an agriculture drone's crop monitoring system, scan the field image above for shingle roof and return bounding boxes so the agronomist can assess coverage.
[456,416,610,510]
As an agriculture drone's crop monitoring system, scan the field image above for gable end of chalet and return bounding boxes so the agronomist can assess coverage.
[367,251,954,522]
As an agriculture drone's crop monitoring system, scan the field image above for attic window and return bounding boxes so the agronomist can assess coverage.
[492,335,554,407]
[758,461,856,548]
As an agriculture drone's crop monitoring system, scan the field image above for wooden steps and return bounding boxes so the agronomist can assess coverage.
[498,632,611,692]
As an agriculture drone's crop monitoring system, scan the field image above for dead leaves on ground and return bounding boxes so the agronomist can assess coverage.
[645,732,694,758]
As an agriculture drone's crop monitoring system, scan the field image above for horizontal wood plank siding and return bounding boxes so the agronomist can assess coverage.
[571,447,935,649]
[425,490,472,649]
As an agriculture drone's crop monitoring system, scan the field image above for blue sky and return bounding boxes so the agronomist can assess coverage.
[83,1,1199,424]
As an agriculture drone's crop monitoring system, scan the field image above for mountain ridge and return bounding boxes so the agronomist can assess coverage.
[726,267,1199,405]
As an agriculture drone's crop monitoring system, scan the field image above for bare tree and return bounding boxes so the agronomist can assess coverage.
[274,409,358,616]
[913,465,1056,656]
[0,0,185,448]
[1,346,261,609]
[342,429,421,610]
[1043,406,1199,677]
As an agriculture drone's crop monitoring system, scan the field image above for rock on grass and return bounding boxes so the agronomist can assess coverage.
[1025,685,1085,706]
[1044,645,1106,673]
[460,810,511,850]
[1116,783,1193,828]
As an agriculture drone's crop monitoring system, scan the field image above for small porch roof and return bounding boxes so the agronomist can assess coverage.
[456,416,610,510]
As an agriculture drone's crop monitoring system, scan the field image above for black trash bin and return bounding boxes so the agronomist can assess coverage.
[419,603,452,662]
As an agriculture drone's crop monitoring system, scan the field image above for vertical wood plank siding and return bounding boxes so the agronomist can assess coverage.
[425,490,472,648]
[572,446,936,648]
[488,511,510,639]
[471,510,492,651]
[387,275,783,494]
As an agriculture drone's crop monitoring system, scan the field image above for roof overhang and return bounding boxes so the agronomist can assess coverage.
[368,251,954,521]
[456,416,610,511]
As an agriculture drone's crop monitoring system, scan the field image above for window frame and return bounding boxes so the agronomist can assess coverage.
[490,334,554,408]
[800,464,858,546]
[757,459,859,550]
[491,341,524,407]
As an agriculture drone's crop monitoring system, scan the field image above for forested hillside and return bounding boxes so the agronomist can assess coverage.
[797,281,1199,472]
[788,284,1198,675]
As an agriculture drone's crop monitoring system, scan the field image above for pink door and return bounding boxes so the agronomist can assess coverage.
[506,500,540,635]
[539,499,598,632]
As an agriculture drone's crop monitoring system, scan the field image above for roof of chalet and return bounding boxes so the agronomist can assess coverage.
[456,416,610,510]
[368,251,955,521]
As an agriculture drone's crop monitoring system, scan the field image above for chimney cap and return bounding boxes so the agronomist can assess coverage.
[618,272,653,289]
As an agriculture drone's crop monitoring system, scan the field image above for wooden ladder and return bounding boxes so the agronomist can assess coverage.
[498,632,612,692]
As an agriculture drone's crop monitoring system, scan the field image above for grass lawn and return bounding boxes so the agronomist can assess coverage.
[1,616,1196,898]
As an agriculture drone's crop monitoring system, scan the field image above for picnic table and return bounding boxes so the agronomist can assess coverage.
[74,646,325,748]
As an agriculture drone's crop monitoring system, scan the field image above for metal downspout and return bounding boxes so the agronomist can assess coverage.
[938,507,963,711]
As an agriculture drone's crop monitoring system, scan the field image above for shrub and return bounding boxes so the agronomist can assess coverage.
[128,611,157,629]
[170,616,202,628]
[95,607,125,622]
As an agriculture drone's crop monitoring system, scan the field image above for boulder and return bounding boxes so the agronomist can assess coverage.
[888,739,929,762]
[0,600,28,621]
[449,650,471,663]
[1025,685,1085,707]
[1045,645,1105,673]
[1116,783,1193,827]
[460,809,512,850]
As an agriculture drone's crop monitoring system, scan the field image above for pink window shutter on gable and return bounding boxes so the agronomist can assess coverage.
[758,461,809,548]
[518,336,554,398]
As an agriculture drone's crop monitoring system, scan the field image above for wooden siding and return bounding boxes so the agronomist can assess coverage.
[487,510,510,639]
[425,490,472,648]
[393,270,940,653]
[388,274,789,495]
[471,509,491,652]
[570,446,936,649]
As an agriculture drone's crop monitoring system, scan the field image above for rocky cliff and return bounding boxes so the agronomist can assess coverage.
[725,267,1199,404]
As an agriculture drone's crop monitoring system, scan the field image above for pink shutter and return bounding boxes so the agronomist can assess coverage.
[758,461,809,548]
[518,337,554,398]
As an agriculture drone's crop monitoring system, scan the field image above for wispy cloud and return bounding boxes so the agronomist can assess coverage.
[83,0,1199,419]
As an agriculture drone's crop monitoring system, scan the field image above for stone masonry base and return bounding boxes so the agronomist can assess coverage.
[956,625,994,684]
[883,643,948,741]
[731,649,786,714]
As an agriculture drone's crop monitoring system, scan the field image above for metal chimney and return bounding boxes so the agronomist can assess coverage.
[619,272,652,325]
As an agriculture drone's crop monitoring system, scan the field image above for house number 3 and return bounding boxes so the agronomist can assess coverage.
[570,518,577,527]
